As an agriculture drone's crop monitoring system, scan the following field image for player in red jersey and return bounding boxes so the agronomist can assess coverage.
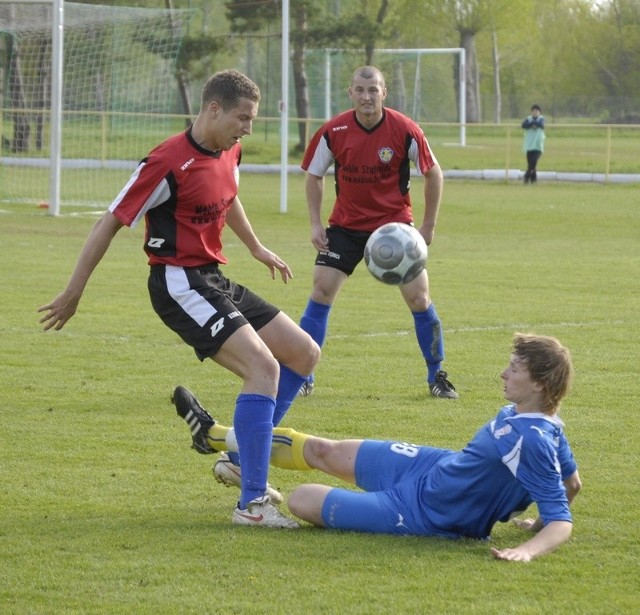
[298,66,457,399]
[38,69,320,528]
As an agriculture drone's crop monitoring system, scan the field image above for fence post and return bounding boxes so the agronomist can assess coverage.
[101,112,108,167]
[605,125,611,183]
[505,126,511,182]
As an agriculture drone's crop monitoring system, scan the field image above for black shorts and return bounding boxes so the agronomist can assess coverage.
[148,263,280,361]
[314,226,373,276]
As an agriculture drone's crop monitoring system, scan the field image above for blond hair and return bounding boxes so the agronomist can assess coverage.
[512,333,574,413]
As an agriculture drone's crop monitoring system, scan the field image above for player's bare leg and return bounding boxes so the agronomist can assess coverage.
[287,484,332,526]
[309,265,347,305]
[301,437,361,483]
[257,311,320,378]
[287,437,362,526]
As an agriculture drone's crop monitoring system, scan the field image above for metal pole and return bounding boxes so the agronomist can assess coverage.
[48,0,63,215]
[324,48,331,120]
[459,48,466,147]
[279,0,289,213]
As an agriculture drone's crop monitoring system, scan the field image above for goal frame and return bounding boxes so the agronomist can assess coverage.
[0,0,62,214]
[1,0,186,214]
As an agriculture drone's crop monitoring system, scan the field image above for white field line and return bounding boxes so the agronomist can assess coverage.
[331,320,627,339]
[24,319,626,344]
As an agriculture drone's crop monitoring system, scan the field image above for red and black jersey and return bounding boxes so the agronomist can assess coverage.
[109,128,241,267]
[301,107,438,232]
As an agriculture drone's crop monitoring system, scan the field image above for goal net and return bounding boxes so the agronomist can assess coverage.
[304,48,465,145]
[0,1,189,210]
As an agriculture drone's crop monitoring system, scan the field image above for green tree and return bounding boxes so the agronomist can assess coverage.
[591,0,640,119]
[226,0,392,151]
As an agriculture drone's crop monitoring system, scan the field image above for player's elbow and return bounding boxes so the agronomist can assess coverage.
[425,163,443,181]
[564,472,582,501]
[552,520,573,541]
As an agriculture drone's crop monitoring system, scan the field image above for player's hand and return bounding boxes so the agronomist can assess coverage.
[310,224,328,252]
[417,224,434,246]
[37,291,81,331]
[490,546,532,562]
[253,246,293,283]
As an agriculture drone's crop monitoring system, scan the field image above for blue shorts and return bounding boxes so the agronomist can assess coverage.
[321,440,457,537]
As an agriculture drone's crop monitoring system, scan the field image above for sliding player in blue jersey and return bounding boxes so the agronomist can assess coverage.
[174,332,581,561]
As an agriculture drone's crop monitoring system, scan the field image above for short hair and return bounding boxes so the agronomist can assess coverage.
[201,69,261,111]
[512,333,574,413]
[351,65,386,88]
[531,104,542,112]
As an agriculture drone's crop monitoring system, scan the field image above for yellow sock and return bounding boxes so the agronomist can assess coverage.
[206,422,310,470]
[207,423,230,452]
[271,427,312,470]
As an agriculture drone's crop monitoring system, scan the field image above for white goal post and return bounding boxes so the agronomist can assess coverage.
[0,0,64,216]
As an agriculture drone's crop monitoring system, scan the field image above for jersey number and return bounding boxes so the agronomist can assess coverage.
[390,442,419,458]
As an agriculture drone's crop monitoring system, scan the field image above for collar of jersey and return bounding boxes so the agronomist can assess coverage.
[507,412,565,427]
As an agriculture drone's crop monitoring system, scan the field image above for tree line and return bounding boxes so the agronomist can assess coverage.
[180,0,640,150]
[3,0,639,154]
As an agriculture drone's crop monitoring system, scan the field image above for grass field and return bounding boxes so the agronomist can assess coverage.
[1,176,639,613]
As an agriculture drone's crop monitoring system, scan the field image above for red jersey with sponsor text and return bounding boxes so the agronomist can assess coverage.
[301,107,438,232]
[109,128,240,267]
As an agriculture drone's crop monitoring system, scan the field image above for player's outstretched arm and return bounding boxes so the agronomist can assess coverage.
[226,196,292,283]
[490,520,573,562]
[493,471,581,562]
[38,212,123,331]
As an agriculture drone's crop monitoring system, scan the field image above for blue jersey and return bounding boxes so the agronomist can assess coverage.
[419,405,576,538]
[325,405,577,539]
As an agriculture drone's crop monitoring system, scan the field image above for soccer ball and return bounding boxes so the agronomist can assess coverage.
[364,222,428,285]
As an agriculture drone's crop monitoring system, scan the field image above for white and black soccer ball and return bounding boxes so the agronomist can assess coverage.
[364,222,428,285]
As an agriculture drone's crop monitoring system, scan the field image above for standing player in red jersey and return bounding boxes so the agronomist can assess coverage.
[298,65,457,400]
[38,69,320,528]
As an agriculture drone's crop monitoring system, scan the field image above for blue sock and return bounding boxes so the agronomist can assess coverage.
[299,299,331,384]
[233,393,275,508]
[412,304,444,383]
[272,364,308,426]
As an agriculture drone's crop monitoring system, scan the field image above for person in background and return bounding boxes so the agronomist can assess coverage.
[38,69,320,529]
[522,104,545,184]
[173,332,580,560]
[297,65,458,400]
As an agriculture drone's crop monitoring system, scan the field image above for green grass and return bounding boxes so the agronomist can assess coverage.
[1,177,639,613]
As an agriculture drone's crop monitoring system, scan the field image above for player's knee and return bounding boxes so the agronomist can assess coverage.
[305,437,336,467]
[287,487,307,518]
[305,338,321,373]
[287,333,320,376]
[288,485,327,526]
[406,295,430,312]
